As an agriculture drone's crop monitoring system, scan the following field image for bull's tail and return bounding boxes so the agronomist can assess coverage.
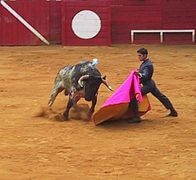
[48,74,64,107]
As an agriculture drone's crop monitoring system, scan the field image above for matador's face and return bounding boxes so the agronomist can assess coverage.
[137,53,147,61]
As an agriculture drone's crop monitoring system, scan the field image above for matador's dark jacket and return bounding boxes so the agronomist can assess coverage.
[138,59,153,85]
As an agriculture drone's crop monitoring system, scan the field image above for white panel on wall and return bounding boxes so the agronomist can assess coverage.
[72,10,101,39]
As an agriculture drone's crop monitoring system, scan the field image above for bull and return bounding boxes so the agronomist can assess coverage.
[48,59,112,120]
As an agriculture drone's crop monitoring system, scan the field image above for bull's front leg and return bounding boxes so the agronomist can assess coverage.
[88,95,97,120]
[63,95,74,120]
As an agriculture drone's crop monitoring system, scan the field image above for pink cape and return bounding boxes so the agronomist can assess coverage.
[92,71,151,125]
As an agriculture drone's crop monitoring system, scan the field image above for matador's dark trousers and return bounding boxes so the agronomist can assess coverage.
[130,79,175,117]
[141,79,174,110]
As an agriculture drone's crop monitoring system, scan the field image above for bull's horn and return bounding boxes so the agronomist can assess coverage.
[78,74,89,87]
[102,76,113,91]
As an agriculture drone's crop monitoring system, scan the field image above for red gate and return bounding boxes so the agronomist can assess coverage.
[61,0,111,46]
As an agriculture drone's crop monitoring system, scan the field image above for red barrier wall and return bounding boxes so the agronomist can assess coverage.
[111,0,196,44]
[49,0,61,44]
[111,0,162,44]
[161,0,196,44]
[0,0,196,45]
[0,0,50,45]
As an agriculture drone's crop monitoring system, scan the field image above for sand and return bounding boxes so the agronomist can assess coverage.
[0,45,195,179]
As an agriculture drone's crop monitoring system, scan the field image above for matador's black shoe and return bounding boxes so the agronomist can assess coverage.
[168,109,178,117]
[128,116,141,123]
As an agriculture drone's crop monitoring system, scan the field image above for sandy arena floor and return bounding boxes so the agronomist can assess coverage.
[0,45,195,180]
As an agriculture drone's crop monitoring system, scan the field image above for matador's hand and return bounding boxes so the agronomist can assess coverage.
[134,69,139,76]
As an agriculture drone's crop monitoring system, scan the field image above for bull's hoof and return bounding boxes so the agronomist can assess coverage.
[63,116,69,121]
[87,112,93,121]
[63,113,69,121]
[53,114,67,122]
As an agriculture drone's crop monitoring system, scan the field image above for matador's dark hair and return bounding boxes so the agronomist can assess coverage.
[137,48,148,55]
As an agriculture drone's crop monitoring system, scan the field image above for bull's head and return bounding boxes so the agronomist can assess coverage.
[78,75,113,101]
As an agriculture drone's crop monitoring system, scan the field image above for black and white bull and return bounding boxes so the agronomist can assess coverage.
[48,60,112,120]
